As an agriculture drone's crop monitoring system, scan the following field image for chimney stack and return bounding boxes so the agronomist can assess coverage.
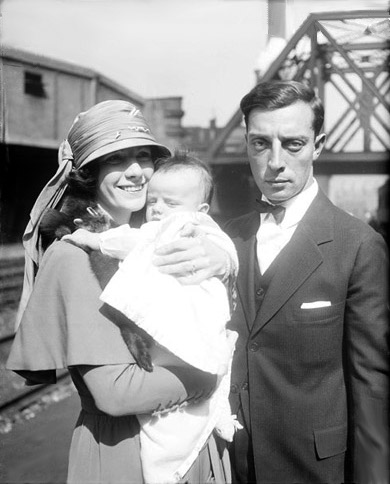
[268,0,287,39]
[255,0,288,81]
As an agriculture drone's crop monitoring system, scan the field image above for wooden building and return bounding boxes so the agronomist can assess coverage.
[0,48,185,242]
[143,97,186,151]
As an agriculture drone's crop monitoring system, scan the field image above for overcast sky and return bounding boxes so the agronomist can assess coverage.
[1,0,387,126]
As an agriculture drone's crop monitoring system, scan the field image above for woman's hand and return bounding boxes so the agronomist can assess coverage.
[153,223,230,285]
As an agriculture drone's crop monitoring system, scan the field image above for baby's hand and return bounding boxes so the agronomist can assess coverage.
[62,228,100,251]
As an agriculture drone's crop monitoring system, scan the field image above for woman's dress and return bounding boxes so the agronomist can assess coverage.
[7,241,231,483]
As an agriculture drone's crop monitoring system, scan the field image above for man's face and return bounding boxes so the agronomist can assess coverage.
[246,101,325,204]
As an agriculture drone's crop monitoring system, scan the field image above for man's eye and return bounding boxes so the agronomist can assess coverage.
[285,141,304,152]
[147,198,156,205]
[252,139,267,150]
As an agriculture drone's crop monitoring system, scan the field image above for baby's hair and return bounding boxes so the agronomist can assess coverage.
[154,149,214,204]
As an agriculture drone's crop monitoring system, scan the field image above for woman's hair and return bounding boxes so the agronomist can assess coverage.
[240,80,324,137]
[154,149,215,204]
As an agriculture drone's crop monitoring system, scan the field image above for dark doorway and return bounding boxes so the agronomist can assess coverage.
[0,145,57,243]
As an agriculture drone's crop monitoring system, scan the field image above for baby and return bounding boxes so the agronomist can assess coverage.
[65,151,241,484]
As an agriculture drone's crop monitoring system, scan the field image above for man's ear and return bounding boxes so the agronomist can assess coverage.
[198,203,210,214]
[313,133,326,160]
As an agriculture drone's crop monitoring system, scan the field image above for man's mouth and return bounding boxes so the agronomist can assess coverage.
[267,179,288,184]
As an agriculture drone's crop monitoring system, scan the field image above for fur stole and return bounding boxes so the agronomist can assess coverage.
[39,194,154,371]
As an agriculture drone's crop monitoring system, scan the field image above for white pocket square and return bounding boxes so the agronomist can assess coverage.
[301,301,331,309]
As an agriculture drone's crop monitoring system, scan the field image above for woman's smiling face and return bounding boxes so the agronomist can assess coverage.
[96,146,154,224]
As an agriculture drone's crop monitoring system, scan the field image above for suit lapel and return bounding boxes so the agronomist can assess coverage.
[251,190,335,336]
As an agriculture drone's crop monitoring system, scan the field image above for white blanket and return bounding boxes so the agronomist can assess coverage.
[100,212,240,483]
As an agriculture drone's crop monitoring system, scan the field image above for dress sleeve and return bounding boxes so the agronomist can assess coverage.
[7,241,137,373]
[77,362,217,417]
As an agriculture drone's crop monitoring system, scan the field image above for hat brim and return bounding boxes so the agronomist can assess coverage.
[79,138,172,168]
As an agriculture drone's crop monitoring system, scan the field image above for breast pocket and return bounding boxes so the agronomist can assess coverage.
[290,301,345,325]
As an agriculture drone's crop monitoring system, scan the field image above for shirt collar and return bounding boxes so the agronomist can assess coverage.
[261,178,318,228]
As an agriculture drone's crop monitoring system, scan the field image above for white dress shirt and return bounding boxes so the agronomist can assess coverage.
[256,179,319,274]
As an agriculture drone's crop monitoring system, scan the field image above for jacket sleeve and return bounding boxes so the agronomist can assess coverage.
[345,230,389,483]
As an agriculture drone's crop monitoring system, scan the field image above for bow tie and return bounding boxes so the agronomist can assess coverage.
[256,199,286,224]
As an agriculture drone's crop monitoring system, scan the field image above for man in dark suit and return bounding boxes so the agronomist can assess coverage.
[226,81,389,483]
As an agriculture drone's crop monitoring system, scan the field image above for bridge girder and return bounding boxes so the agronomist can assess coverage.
[207,10,390,175]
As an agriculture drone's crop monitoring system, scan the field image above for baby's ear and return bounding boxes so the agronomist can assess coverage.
[198,203,210,214]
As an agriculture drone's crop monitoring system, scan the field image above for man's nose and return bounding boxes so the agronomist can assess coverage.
[268,142,286,171]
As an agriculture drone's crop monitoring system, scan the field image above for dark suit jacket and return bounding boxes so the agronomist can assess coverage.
[225,190,389,483]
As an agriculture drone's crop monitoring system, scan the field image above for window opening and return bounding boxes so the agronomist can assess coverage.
[24,71,46,97]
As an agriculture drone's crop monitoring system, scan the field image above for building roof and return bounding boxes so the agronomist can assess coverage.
[2,46,145,105]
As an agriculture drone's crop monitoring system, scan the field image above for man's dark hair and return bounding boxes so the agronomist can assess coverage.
[154,149,214,204]
[240,80,324,137]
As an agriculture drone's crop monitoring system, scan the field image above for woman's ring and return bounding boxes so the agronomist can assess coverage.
[190,263,196,275]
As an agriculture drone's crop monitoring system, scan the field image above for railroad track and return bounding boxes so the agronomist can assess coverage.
[0,254,25,414]
[1,371,72,417]
[0,254,24,307]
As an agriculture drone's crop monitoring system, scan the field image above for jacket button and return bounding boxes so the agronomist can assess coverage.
[230,384,239,393]
[249,342,259,352]
[256,287,264,298]
[241,382,248,391]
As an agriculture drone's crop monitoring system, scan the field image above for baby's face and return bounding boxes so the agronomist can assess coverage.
[146,169,204,222]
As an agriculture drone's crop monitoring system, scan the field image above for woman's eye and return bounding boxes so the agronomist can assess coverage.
[136,150,152,162]
[103,154,123,165]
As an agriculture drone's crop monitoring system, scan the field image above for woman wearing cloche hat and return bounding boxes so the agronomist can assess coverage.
[7,100,232,483]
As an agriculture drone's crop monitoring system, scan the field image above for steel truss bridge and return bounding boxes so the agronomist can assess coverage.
[207,10,389,176]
